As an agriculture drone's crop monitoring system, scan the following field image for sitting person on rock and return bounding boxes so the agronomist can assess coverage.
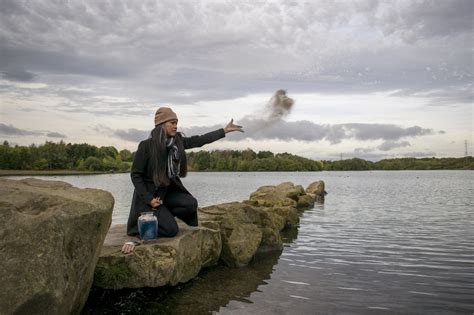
[122,107,243,253]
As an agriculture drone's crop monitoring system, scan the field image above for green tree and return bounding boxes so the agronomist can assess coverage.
[193,151,211,170]
[242,149,257,161]
[83,156,104,171]
[118,149,133,162]
[97,146,119,159]
[257,150,274,159]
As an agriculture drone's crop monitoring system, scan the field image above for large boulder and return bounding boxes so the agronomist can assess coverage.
[306,180,327,203]
[94,223,221,289]
[199,202,263,266]
[249,184,297,208]
[0,178,114,315]
[249,181,316,210]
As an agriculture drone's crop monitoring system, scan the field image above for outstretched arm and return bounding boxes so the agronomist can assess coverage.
[183,119,243,149]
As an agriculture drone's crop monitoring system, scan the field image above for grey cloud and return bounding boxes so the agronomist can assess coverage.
[181,119,435,144]
[377,0,473,41]
[401,152,437,158]
[354,140,412,153]
[0,123,64,138]
[342,124,432,142]
[0,123,42,136]
[95,124,150,143]
[46,132,66,138]
[344,149,437,161]
[0,69,36,82]
[113,128,149,143]
[377,141,411,151]
[1,45,131,79]
[0,0,471,105]
[391,84,473,107]
[354,147,376,154]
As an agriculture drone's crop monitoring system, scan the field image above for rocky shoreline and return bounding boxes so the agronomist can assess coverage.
[0,178,325,314]
[94,181,326,289]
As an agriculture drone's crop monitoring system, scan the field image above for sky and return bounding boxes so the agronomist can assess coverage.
[0,0,472,161]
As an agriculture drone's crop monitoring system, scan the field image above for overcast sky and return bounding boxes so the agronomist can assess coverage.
[1,0,472,160]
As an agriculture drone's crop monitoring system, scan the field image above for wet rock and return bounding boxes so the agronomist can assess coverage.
[94,223,221,289]
[306,180,327,203]
[199,202,263,266]
[0,178,114,315]
[297,194,315,209]
[249,182,299,207]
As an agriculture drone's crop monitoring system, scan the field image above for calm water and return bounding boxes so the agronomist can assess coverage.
[10,171,474,314]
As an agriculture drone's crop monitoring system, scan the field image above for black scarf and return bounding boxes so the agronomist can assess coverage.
[166,137,180,179]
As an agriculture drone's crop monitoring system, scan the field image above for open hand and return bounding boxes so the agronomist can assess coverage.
[121,241,138,254]
[224,119,244,133]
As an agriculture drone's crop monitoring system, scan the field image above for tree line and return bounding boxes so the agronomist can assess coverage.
[0,140,472,171]
[323,157,473,170]
[186,150,323,171]
[0,140,133,171]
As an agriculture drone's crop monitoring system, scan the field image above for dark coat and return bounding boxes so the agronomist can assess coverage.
[126,128,226,236]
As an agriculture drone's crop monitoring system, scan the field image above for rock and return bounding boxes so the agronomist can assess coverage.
[249,182,298,207]
[297,194,315,209]
[266,206,299,227]
[0,178,114,315]
[306,180,327,203]
[94,223,221,289]
[199,203,263,266]
[93,180,325,290]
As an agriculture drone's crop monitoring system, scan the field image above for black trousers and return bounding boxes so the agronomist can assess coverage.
[153,186,198,237]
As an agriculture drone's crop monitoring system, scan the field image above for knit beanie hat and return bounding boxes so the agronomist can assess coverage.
[154,107,178,126]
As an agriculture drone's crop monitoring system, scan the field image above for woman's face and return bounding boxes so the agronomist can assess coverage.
[164,120,178,137]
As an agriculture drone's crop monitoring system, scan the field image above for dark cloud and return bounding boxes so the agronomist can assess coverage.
[0,123,66,138]
[377,140,411,151]
[0,0,471,105]
[181,119,435,144]
[46,132,66,138]
[113,128,149,143]
[0,45,131,79]
[0,123,42,136]
[0,69,37,82]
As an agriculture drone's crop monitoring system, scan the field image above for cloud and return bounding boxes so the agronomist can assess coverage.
[354,140,412,153]
[114,119,436,144]
[345,149,437,161]
[182,119,435,144]
[0,123,66,138]
[0,0,471,105]
[46,132,66,138]
[375,0,473,41]
[113,128,149,143]
[377,140,411,151]
[0,69,37,82]
[0,123,42,136]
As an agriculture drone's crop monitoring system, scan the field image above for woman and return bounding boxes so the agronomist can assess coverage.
[122,107,243,253]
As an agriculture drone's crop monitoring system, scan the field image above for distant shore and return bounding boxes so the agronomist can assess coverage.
[0,170,128,176]
[1,168,472,177]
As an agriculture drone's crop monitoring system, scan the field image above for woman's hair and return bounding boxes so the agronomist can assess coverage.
[150,124,187,187]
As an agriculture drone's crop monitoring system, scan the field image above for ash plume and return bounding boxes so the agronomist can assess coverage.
[265,89,294,122]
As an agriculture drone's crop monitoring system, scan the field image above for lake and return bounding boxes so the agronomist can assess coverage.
[9,171,474,314]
